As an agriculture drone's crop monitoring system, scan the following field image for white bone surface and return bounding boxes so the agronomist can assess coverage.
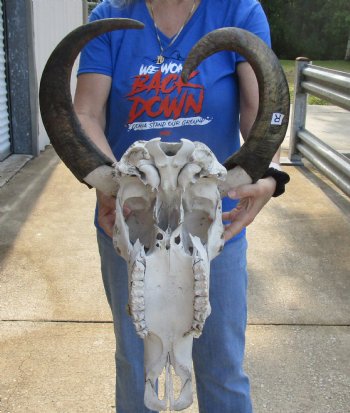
[219,165,253,196]
[112,138,249,411]
[83,165,118,195]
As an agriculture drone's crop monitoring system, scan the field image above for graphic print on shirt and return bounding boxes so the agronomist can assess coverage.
[126,53,213,134]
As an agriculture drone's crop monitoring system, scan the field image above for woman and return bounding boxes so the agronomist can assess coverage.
[74,0,283,412]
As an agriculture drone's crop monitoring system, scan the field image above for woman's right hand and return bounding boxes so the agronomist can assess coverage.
[96,190,131,238]
[96,190,116,238]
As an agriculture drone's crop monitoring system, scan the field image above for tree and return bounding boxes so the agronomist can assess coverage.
[87,1,101,14]
[260,0,350,60]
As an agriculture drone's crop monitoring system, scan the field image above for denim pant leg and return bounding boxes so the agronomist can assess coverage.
[193,236,252,413]
[97,230,157,413]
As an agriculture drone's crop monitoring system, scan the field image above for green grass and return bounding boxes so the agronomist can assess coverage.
[280,60,350,105]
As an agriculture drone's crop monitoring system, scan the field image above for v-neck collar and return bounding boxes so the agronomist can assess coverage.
[142,0,206,47]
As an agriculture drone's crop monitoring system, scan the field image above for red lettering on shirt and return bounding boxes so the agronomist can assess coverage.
[127,70,204,124]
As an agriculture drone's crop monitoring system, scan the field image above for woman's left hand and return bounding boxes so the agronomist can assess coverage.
[222,177,276,241]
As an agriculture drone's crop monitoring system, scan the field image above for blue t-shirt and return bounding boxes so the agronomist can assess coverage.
[78,0,270,240]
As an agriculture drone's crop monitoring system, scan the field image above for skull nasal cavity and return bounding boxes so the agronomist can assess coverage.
[159,142,183,156]
[175,235,181,245]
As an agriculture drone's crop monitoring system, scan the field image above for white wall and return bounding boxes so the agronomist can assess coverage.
[32,0,84,151]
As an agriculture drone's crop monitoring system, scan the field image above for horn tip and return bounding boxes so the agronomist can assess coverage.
[181,70,190,83]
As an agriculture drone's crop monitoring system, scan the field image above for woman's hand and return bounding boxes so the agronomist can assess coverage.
[222,177,276,241]
[96,190,116,238]
[96,190,132,238]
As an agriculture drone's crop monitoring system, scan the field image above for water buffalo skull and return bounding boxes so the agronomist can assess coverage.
[115,138,226,410]
[39,18,289,411]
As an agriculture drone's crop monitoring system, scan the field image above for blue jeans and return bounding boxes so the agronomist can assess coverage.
[97,230,252,413]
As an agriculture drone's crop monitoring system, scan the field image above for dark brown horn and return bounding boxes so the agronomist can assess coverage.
[182,28,290,182]
[39,18,144,184]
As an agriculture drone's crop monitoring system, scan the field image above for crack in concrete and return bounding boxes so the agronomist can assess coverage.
[1,319,349,327]
[0,319,113,324]
[0,351,34,412]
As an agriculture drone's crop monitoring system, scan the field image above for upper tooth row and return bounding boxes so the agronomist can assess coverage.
[129,254,148,338]
[191,257,210,337]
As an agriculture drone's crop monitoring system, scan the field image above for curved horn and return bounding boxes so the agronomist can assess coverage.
[182,28,290,182]
[39,18,144,184]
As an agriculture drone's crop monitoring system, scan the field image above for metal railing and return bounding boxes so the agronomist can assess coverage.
[288,57,350,196]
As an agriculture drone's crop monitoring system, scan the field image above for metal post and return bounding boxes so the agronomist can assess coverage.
[4,0,39,156]
[288,57,310,164]
[82,0,89,23]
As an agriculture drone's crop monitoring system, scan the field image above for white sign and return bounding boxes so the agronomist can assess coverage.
[271,113,285,126]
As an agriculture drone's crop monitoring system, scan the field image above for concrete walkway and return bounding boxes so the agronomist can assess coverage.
[0,107,349,412]
[282,105,350,155]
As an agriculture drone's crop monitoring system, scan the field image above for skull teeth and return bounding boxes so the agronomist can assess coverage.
[131,287,144,298]
[195,280,207,290]
[194,311,206,322]
[189,254,210,337]
[194,297,208,310]
[129,247,148,338]
[134,320,147,331]
[130,296,145,307]
[132,311,145,322]
[131,266,145,281]
[131,280,144,288]
[194,277,209,299]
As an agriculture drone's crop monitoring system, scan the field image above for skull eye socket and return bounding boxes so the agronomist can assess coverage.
[183,207,213,244]
[182,180,219,245]
[122,196,156,249]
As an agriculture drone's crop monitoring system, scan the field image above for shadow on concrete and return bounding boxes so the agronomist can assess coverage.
[247,164,350,326]
[298,162,350,217]
[0,147,60,265]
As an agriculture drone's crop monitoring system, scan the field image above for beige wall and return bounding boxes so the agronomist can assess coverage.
[32,0,84,150]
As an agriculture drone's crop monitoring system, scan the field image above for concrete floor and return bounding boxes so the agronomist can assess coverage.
[1,109,349,412]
